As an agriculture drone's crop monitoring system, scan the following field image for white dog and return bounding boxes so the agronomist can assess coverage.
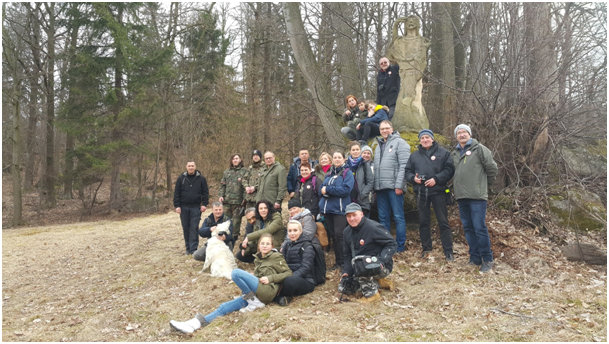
[201,221,237,280]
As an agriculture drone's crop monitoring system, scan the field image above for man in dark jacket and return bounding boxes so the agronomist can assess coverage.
[287,149,318,198]
[405,129,455,262]
[376,57,400,120]
[339,203,397,303]
[174,161,209,255]
[193,202,233,262]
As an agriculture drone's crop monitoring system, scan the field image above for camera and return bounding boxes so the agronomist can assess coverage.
[418,175,427,183]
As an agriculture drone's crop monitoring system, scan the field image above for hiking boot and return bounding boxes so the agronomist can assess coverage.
[170,314,206,334]
[356,291,381,303]
[445,252,455,262]
[480,260,493,273]
[468,259,482,266]
[276,296,291,307]
[377,278,395,291]
[420,250,432,258]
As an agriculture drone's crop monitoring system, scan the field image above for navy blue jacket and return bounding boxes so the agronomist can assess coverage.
[405,141,454,197]
[287,158,318,193]
[360,107,389,126]
[173,170,209,208]
[342,217,397,276]
[198,213,233,246]
[318,164,354,215]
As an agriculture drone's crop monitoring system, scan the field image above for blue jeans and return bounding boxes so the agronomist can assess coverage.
[180,207,201,253]
[376,189,406,251]
[457,199,493,264]
[203,269,258,323]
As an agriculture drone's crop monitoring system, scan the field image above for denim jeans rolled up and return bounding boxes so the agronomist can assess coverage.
[376,189,406,251]
[203,269,259,323]
[457,199,493,264]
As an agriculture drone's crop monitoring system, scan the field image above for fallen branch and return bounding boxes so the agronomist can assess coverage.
[490,308,537,320]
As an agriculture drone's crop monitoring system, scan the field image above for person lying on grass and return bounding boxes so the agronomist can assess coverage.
[169,233,292,334]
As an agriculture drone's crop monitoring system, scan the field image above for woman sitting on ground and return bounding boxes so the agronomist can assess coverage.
[276,220,317,306]
[169,233,292,334]
[236,200,285,263]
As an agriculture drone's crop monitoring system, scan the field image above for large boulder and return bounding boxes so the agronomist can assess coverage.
[559,140,606,178]
[548,186,606,231]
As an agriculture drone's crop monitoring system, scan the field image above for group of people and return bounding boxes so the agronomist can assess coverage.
[169,56,498,334]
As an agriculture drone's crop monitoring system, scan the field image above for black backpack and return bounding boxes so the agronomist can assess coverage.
[299,237,327,285]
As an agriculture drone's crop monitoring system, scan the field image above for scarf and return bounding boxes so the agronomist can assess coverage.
[348,156,363,171]
[300,174,312,184]
[321,164,331,173]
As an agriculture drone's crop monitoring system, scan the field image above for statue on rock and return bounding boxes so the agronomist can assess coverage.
[387,15,430,132]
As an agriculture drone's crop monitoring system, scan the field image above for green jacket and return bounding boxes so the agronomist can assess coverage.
[450,139,498,201]
[244,162,265,203]
[245,212,286,254]
[253,250,292,303]
[255,162,288,204]
[219,166,248,204]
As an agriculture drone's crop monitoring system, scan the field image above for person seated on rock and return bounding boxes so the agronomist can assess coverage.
[276,220,319,306]
[340,95,364,141]
[339,203,397,303]
[356,101,389,145]
[235,200,285,263]
[169,233,292,334]
[193,202,233,261]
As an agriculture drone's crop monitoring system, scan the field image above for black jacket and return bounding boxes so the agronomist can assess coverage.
[342,217,397,276]
[405,142,455,196]
[376,64,400,108]
[173,170,209,208]
[281,237,316,285]
[293,175,322,217]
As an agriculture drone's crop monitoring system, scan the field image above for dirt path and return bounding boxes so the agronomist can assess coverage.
[2,212,606,341]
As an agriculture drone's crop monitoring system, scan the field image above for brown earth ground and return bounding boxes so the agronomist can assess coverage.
[2,196,607,342]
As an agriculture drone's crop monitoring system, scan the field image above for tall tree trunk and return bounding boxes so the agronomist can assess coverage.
[62,16,80,200]
[110,5,125,210]
[12,95,23,226]
[43,2,56,208]
[283,2,344,149]
[331,2,361,97]
[524,2,557,178]
[261,3,272,148]
[24,3,42,191]
[429,2,457,133]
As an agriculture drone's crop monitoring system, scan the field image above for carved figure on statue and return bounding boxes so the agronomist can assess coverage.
[387,15,430,132]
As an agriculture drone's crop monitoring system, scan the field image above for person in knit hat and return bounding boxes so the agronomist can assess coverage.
[450,124,498,273]
[405,129,455,262]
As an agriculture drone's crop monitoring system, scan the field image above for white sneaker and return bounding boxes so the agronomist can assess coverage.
[169,317,201,334]
[239,295,265,312]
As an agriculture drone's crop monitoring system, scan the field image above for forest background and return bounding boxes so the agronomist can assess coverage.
[2,2,606,233]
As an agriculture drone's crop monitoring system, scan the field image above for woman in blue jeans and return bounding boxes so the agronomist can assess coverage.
[170,233,292,334]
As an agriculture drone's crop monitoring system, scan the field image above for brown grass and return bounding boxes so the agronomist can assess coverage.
[2,209,607,342]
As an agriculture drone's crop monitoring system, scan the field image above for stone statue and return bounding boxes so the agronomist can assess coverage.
[386,15,430,132]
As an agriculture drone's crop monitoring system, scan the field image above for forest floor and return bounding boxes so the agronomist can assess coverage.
[2,194,607,342]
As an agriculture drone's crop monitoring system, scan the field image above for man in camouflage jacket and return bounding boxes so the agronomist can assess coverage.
[244,150,265,210]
